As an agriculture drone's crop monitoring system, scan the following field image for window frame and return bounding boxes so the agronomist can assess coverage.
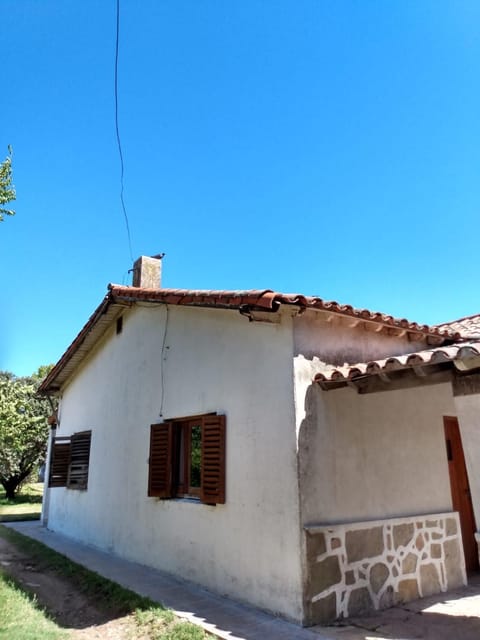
[148,413,226,505]
[67,430,92,490]
[172,418,203,499]
[48,430,92,491]
[48,437,71,488]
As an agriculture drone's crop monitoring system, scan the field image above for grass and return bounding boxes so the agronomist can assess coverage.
[0,482,43,522]
[0,525,210,639]
[0,570,67,640]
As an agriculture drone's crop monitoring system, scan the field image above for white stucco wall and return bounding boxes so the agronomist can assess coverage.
[293,309,427,366]
[294,355,455,525]
[46,305,303,621]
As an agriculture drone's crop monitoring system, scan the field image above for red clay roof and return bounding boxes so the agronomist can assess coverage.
[313,312,480,387]
[314,341,480,386]
[435,314,480,339]
[38,284,459,395]
[108,285,457,338]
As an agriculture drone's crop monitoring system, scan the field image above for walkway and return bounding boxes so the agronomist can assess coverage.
[319,573,480,639]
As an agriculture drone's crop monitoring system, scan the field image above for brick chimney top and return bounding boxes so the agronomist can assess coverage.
[132,254,164,288]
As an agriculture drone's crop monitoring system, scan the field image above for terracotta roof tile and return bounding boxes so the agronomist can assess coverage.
[108,286,280,310]
[39,284,460,395]
[314,341,480,385]
[435,314,480,339]
[108,285,457,339]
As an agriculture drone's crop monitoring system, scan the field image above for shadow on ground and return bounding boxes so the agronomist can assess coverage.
[317,574,480,640]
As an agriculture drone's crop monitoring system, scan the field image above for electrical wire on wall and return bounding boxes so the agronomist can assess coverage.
[159,304,170,418]
[114,0,134,263]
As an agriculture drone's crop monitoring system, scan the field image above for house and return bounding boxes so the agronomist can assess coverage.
[39,255,480,626]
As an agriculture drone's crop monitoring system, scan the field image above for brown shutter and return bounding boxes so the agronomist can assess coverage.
[48,437,71,487]
[148,423,173,498]
[201,414,226,505]
[67,431,92,490]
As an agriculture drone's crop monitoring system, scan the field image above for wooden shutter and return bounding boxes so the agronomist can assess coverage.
[201,414,226,505]
[48,437,71,487]
[148,423,173,498]
[67,431,92,490]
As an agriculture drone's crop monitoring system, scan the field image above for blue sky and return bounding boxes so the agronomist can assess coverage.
[2,1,480,376]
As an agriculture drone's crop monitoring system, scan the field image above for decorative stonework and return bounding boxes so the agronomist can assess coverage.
[304,512,466,625]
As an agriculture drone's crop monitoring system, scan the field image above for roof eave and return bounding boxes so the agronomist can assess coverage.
[38,291,119,395]
[39,284,460,395]
[314,343,480,392]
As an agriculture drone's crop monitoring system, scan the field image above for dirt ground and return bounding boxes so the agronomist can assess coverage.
[0,535,140,639]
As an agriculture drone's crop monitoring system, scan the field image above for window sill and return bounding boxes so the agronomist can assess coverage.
[152,495,220,508]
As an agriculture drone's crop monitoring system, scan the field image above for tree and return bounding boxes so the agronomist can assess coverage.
[0,146,16,221]
[0,366,53,499]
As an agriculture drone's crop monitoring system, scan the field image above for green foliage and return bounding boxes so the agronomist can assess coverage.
[190,425,202,487]
[0,367,54,499]
[134,607,176,638]
[163,621,207,640]
[0,146,15,222]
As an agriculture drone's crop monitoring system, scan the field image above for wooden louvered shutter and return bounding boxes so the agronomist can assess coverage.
[67,431,92,490]
[48,437,71,487]
[201,414,226,505]
[148,423,173,498]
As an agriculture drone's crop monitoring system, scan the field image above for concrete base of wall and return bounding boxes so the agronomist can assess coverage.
[304,512,466,625]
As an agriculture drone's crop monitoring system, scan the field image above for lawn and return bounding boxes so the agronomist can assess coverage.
[0,483,43,522]
[0,526,209,639]
[0,570,67,640]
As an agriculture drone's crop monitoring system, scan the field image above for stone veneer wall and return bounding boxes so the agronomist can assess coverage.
[304,512,466,625]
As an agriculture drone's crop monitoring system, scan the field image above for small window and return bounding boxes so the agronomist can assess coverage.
[148,414,225,505]
[67,431,92,490]
[116,316,123,334]
[48,437,71,487]
[48,431,92,491]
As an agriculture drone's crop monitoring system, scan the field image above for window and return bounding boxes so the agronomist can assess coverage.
[48,431,92,490]
[48,437,71,487]
[68,431,92,489]
[148,414,225,505]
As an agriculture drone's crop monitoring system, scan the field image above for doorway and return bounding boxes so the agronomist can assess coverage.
[444,416,479,572]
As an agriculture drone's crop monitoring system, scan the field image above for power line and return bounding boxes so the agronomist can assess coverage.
[114,0,134,263]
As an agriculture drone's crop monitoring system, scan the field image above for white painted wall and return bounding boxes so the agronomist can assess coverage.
[46,305,304,621]
[294,309,427,366]
[453,395,480,529]
[294,356,455,525]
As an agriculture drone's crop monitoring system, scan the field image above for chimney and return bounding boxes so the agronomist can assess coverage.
[132,254,164,288]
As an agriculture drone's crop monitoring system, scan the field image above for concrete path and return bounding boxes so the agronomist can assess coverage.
[5,522,480,639]
[318,573,480,640]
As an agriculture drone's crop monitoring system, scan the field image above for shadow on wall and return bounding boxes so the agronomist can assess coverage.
[297,383,333,527]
